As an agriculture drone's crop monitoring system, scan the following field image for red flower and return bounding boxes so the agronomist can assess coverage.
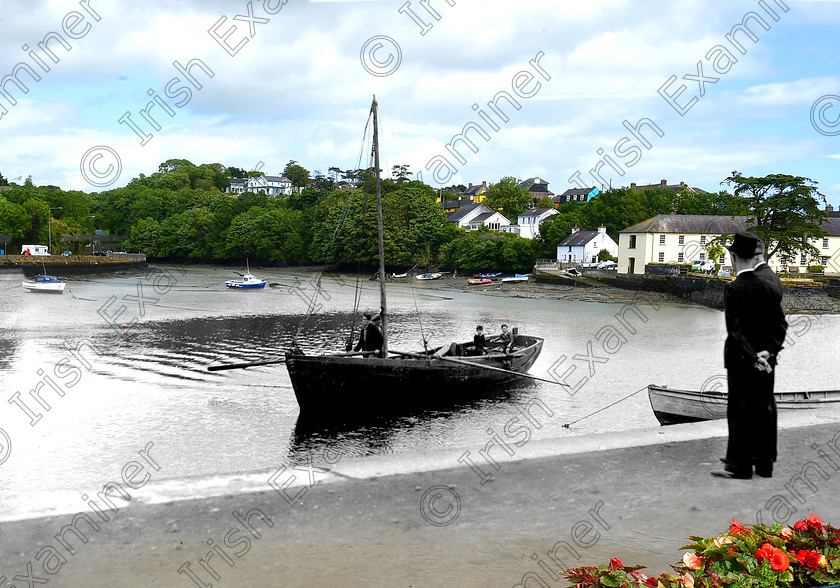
[755,543,775,563]
[610,557,623,570]
[796,549,823,568]
[805,551,823,569]
[808,514,823,526]
[794,520,808,531]
[729,519,745,535]
[644,578,657,587]
[770,549,790,572]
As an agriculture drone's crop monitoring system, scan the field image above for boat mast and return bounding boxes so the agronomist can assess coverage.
[372,96,388,356]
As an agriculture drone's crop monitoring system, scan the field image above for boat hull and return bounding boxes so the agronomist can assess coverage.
[648,384,840,425]
[22,281,66,293]
[225,281,266,289]
[287,336,544,416]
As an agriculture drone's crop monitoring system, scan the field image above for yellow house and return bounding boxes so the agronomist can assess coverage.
[618,214,840,275]
[463,181,488,204]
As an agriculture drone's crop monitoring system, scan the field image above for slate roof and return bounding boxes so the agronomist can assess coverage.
[463,183,487,196]
[559,230,599,247]
[447,203,486,223]
[824,218,840,236]
[520,177,549,188]
[520,208,555,217]
[470,212,495,223]
[442,197,473,209]
[557,187,596,198]
[619,215,748,234]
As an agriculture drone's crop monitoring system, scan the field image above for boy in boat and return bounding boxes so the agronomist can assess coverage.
[491,324,513,354]
[472,325,488,355]
[354,312,384,355]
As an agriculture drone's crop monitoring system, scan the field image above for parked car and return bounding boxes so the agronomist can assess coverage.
[61,251,72,256]
[596,260,618,270]
[692,259,716,273]
[92,250,107,256]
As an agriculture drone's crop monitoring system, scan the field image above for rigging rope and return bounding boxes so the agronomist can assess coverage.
[292,109,375,346]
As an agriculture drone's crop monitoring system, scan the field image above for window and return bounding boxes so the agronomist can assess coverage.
[678,252,684,263]
[719,255,725,264]
[700,236,706,245]
[823,257,830,266]
[801,254,807,266]
[629,235,637,249]
[699,253,705,260]
[678,235,685,245]
[659,235,665,245]
[658,252,665,262]
[823,238,829,249]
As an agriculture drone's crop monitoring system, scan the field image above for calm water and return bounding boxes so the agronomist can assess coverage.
[1,264,838,519]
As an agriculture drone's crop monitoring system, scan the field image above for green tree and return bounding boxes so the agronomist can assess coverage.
[391,164,412,183]
[0,197,29,245]
[535,195,555,209]
[722,171,828,260]
[0,172,8,186]
[283,160,310,189]
[484,176,531,221]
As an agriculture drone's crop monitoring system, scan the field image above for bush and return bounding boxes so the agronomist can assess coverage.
[808,265,824,273]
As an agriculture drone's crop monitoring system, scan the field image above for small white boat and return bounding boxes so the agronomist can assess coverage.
[225,273,267,289]
[501,274,529,283]
[415,272,443,280]
[648,384,840,425]
[22,274,66,293]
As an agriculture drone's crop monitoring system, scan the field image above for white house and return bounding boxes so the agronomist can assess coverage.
[447,203,493,229]
[557,225,619,264]
[467,211,510,231]
[226,175,293,197]
[514,207,558,239]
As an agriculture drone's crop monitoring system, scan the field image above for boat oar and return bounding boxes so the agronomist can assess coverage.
[207,350,377,372]
[389,349,570,388]
[208,358,287,371]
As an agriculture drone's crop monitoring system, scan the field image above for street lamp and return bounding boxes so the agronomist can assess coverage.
[48,207,62,254]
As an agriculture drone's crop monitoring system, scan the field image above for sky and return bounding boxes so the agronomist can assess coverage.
[1,0,839,207]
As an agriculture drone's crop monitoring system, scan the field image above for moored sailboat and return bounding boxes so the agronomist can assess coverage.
[283,97,545,417]
[209,97,549,417]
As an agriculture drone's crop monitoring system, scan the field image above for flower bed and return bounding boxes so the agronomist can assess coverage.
[560,515,840,587]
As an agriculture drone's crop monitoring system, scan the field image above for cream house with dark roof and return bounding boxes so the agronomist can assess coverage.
[618,213,840,275]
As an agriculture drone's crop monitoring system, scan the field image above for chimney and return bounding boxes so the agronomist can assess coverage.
[598,224,606,234]
[630,182,636,189]
[660,179,667,187]
[482,180,487,187]
[572,224,580,234]
[827,203,835,213]
[468,182,473,189]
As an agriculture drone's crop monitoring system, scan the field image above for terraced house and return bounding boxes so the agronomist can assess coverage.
[618,210,840,275]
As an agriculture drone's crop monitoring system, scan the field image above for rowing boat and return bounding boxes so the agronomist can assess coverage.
[648,384,840,425]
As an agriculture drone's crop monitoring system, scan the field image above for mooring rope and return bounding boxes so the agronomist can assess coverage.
[562,386,648,428]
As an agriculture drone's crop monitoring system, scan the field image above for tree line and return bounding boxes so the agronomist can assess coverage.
[0,163,828,272]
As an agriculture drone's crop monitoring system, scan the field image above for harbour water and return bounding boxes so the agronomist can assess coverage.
[1,264,838,521]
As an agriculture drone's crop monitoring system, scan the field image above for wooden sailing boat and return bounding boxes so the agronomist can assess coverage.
[282,97,545,416]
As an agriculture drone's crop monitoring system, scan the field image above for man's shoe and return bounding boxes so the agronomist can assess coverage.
[711,470,751,480]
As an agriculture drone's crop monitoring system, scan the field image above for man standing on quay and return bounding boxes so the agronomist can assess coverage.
[712,231,788,480]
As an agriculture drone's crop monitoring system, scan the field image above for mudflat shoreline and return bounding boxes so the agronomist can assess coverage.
[398,272,840,314]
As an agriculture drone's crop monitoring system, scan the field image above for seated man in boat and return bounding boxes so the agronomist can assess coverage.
[472,325,488,355]
[490,324,513,354]
[354,312,384,355]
